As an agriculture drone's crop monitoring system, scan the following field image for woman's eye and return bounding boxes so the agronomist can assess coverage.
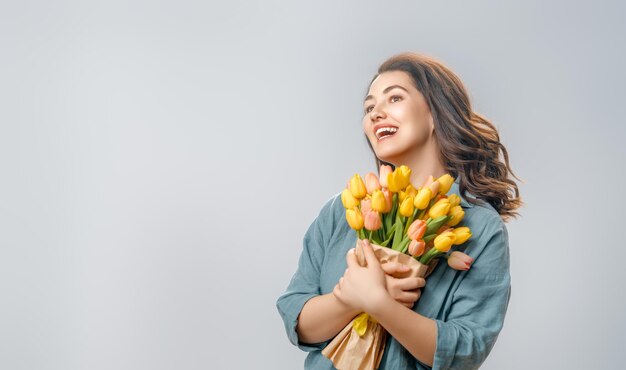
[364,96,402,114]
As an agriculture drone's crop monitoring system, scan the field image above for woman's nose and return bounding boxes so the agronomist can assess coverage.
[370,106,385,121]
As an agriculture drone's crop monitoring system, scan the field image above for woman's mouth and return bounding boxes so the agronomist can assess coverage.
[375,126,398,141]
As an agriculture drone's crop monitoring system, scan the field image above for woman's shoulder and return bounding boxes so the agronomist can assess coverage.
[311,191,347,230]
[458,195,509,274]
[455,184,505,233]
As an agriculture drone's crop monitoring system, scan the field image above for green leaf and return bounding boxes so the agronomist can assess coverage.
[392,217,403,250]
[425,215,451,236]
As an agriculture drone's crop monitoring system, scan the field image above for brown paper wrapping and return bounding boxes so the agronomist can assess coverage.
[322,240,436,370]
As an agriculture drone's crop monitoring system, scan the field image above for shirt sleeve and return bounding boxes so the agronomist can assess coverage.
[431,219,512,370]
[275,194,339,352]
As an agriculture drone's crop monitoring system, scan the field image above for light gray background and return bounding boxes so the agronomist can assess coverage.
[1,1,625,369]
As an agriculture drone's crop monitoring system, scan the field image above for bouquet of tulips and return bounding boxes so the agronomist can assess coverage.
[321,165,473,370]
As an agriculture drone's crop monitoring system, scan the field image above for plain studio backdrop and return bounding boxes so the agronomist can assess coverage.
[1,1,625,369]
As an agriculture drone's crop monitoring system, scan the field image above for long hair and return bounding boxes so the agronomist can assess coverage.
[364,52,523,221]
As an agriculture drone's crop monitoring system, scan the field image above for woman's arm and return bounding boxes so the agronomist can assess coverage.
[368,291,437,366]
[333,241,437,366]
[296,293,361,344]
[335,222,511,370]
[297,260,424,344]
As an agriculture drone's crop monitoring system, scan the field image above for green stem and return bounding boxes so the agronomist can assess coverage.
[392,214,404,250]
[358,229,366,240]
[419,248,442,265]
[398,237,411,254]
[403,207,419,235]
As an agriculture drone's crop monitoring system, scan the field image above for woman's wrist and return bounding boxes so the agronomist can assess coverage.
[364,288,394,315]
[330,291,362,317]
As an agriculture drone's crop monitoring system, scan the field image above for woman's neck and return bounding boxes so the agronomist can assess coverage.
[391,139,446,188]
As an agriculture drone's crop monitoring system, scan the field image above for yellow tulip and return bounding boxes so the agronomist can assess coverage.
[428,198,451,219]
[448,194,461,207]
[447,205,465,226]
[349,174,367,199]
[413,187,432,210]
[452,227,472,245]
[405,184,418,198]
[346,207,364,230]
[371,190,386,213]
[437,174,455,195]
[341,188,359,209]
[434,230,456,253]
[398,165,411,186]
[388,165,411,192]
[382,189,393,213]
[399,196,414,217]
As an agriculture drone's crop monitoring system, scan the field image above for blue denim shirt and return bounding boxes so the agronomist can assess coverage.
[276,181,511,369]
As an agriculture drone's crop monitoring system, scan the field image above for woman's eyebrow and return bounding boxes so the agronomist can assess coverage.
[364,85,409,103]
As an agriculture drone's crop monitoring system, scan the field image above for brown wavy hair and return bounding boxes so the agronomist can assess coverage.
[364,52,523,222]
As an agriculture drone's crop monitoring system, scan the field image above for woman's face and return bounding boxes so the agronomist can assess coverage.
[362,70,435,166]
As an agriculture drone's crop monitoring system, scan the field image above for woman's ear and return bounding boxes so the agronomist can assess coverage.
[428,114,435,135]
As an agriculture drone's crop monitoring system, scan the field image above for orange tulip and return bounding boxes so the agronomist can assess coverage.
[407,219,427,240]
[365,172,382,194]
[408,240,426,257]
[363,210,382,231]
[360,198,372,213]
[447,251,473,271]
[379,165,392,188]
[428,181,440,199]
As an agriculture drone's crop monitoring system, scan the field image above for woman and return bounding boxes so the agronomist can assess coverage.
[276,52,522,369]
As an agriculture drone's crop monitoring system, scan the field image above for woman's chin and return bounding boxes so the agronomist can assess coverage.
[374,143,402,161]
[374,151,399,166]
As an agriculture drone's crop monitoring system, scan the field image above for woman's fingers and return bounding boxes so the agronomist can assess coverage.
[395,276,426,291]
[397,289,421,303]
[380,262,410,276]
[361,240,382,271]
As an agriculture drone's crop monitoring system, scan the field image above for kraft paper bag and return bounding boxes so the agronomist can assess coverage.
[322,240,435,370]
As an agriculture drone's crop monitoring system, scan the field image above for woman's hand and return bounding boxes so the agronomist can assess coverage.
[380,263,425,309]
[332,239,389,313]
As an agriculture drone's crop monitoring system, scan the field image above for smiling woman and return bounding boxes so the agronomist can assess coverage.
[276,52,522,370]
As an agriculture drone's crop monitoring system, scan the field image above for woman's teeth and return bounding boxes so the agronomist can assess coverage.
[376,127,398,140]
